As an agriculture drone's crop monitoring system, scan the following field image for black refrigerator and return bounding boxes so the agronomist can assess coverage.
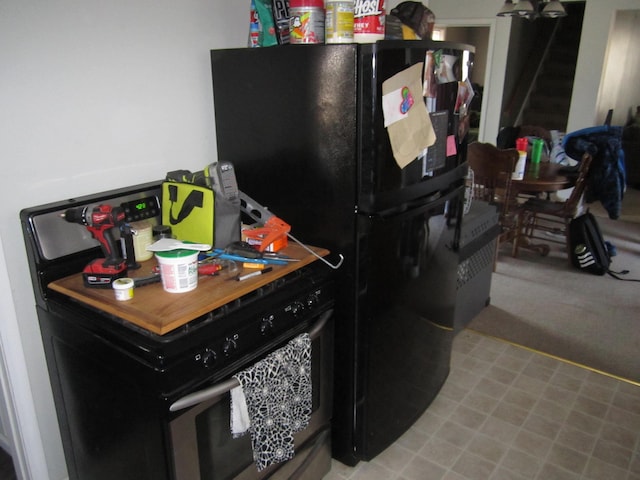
[210,40,474,465]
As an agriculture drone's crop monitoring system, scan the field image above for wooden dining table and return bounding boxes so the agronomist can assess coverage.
[512,161,574,195]
[511,161,576,256]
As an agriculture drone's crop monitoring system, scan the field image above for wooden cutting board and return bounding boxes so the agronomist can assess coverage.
[48,244,329,335]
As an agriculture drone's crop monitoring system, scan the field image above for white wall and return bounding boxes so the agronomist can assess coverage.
[568,0,640,129]
[1,1,638,479]
[0,2,248,478]
[597,9,640,125]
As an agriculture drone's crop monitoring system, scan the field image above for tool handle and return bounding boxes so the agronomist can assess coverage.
[239,191,275,224]
[88,225,123,267]
[205,251,288,265]
[120,224,140,269]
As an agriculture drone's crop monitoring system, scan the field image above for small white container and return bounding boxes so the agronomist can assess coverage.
[155,249,198,293]
[513,151,527,180]
[112,278,134,301]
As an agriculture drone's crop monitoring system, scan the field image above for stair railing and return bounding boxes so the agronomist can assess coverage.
[502,19,562,127]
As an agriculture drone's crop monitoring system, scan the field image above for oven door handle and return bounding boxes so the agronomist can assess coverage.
[169,309,333,412]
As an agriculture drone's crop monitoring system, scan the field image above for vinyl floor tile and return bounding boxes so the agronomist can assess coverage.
[327,329,640,480]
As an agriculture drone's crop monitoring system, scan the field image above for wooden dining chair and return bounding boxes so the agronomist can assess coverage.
[467,142,520,270]
[514,153,593,259]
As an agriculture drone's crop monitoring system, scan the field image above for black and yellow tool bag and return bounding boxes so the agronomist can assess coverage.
[162,167,241,248]
[162,181,215,246]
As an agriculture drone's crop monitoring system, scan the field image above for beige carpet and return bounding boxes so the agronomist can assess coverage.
[467,187,640,384]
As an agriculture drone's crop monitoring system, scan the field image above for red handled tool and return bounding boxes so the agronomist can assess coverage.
[62,204,128,287]
[198,263,223,276]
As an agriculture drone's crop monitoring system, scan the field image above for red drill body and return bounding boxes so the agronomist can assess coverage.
[63,204,128,287]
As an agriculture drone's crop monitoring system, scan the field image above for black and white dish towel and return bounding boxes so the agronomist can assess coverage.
[231,333,312,471]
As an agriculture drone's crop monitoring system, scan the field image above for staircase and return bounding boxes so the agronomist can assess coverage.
[520,3,584,132]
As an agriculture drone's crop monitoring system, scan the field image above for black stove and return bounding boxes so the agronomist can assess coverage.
[21,181,335,480]
[44,262,333,400]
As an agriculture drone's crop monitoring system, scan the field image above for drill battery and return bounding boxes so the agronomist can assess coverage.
[82,258,128,288]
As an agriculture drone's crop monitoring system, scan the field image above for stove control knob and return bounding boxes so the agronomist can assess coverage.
[260,314,275,334]
[290,301,304,317]
[223,334,239,356]
[201,348,216,368]
[306,292,320,309]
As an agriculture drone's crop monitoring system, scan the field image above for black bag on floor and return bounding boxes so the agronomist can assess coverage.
[568,212,639,281]
[569,212,611,275]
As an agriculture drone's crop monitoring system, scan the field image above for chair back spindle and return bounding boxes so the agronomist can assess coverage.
[516,152,594,261]
[467,142,520,269]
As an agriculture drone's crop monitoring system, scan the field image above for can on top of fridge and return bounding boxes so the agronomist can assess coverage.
[326,0,355,44]
[354,0,385,43]
[289,0,325,44]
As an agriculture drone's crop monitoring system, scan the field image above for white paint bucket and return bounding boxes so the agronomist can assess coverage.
[155,249,198,293]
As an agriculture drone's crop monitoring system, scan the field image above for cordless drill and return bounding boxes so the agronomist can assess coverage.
[62,204,128,287]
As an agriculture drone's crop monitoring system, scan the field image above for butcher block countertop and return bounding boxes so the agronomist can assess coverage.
[48,244,329,336]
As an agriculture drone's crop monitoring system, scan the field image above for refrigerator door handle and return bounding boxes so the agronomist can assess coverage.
[375,184,465,222]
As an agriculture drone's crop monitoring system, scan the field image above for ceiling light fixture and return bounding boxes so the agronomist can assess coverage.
[496,0,516,17]
[512,0,535,17]
[496,0,567,20]
[541,0,567,18]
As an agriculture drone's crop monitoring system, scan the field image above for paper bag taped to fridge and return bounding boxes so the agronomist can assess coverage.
[382,62,436,169]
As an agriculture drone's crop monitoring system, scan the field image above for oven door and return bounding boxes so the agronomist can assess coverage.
[168,310,333,480]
